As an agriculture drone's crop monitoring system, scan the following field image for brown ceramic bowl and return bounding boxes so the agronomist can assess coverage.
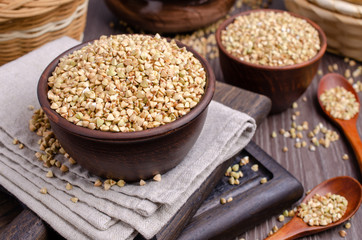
[37,37,215,182]
[104,0,235,33]
[216,9,327,114]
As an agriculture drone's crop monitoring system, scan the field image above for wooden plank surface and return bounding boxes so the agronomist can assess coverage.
[1,0,362,240]
[251,54,362,239]
[0,190,22,232]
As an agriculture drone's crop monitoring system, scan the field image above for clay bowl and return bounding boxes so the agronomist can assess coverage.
[104,0,235,33]
[216,9,327,114]
[37,37,215,182]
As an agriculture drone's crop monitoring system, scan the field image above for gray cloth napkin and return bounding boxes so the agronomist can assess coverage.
[0,37,256,240]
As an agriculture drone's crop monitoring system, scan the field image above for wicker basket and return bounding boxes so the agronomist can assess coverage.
[0,0,89,66]
[285,0,362,61]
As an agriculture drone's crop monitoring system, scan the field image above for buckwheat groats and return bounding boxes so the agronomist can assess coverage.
[297,192,348,226]
[320,86,359,120]
[47,34,206,132]
[221,11,320,66]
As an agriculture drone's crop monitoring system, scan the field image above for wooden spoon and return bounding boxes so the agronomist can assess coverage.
[317,73,362,175]
[265,176,362,240]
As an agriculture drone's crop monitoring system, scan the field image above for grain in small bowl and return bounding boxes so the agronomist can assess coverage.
[216,9,327,113]
[37,34,215,181]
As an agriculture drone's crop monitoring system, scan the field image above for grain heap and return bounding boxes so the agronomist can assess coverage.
[297,193,348,226]
[320,86,359,120]
[47,34,206,132]
[221,11,320,66]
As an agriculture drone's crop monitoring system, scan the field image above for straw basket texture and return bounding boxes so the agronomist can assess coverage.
[285,0,362,61]
[344,0,362,4]
[0,0,89,66]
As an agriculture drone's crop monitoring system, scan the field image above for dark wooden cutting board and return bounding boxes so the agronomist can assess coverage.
[0,81,303,240]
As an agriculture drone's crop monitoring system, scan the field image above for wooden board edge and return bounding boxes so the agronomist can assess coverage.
[176,141,304,240]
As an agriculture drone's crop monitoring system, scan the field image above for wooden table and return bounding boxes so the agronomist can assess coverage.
[1,0,361,239]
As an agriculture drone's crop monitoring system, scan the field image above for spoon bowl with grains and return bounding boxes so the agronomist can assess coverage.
[318,73,362,175]
[265,176,362,240]
[37,34,215,181]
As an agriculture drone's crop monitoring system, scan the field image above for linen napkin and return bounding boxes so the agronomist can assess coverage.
[0,36,256,240]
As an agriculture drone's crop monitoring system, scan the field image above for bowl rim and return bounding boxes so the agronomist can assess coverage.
[37,35,215,141]
[215,9,327,71]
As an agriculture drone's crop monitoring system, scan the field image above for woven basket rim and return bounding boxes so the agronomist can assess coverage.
[285,0,362,61]
[290,0,362,25]
[308,0,362,19]
[0,0,88,65]
[0,0,74,19]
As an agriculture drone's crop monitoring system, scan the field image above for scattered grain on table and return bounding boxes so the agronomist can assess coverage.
[251,164,259,172]
[94,179,102,187]
[349,60,356,67]
[289,209,295,217]
[104,182,111,191]
[46,170,53,178]
[60,164,69,173]
[260,177,267,184]
[271,131,277,138]
[66,182,73,190]
[353,67,361,78]
[153,174,161,182]
[333,63,338,71]
[117,179,126,187]
[239,156,249,166]
[40,187,47,194]
[328,65,334,72]
[339,230,347,237]
[68,157,77,165]
[140,179,146,186]
[12,138,19,145]
[283,210,289,217]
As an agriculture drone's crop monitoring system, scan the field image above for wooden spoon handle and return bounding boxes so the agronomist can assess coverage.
[264,217,307,240]
[341,122,362,175]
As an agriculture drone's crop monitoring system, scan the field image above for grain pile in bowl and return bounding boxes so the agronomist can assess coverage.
[47,34,206,132]
[221,11,321,66]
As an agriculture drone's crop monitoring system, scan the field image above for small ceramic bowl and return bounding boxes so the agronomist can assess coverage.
[216,9,327,113]
[37,37,215,182]
[104,0,235,33]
